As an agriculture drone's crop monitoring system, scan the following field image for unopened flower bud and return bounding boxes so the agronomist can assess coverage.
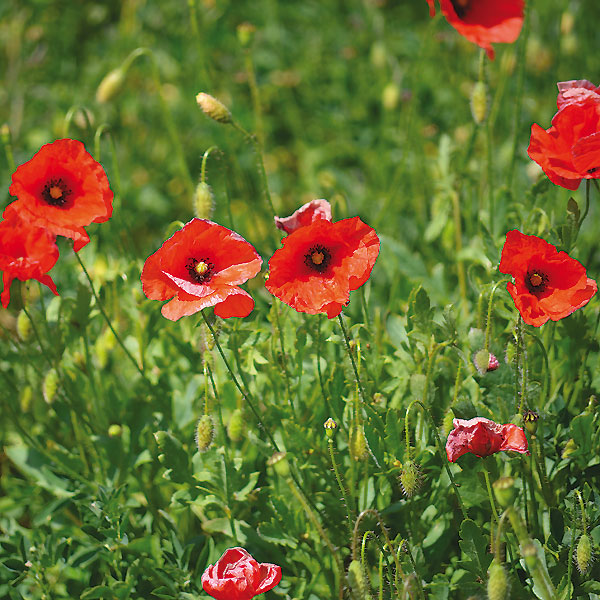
[108,424,122,438]
[523,410,539,435]
[195,414,215,453]
[487,558,509,600]
[323,417,337,438]
[194,181,215,219]
[20,385,33,412]
[493,476,516,508]
[521,543,538,570]
[227,408,245,442]
[400,460,422,498]
[43,368,59,404]
[96,68,126,104]
[268,451,291,479]
[470,81,488,125]
[349,424,369,461]
[196,93,232,124]
[347,560,369,600]
[16,310,32,342]
[576,533,593,575]
[382,82,401,111]
[236,22,256,48]
[473,349,498,375]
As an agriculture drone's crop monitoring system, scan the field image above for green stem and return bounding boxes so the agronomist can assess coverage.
[243,50,264,147]
[522,329,550,406]
[402,542,427,600]
[338,314,368,404]
[200,146,218,183]
[485,280,510,352]
[483,463,499,523]
[1,123,16,172]
[328,438,356,528]
[578,179,591,230]
[63,105,94,137]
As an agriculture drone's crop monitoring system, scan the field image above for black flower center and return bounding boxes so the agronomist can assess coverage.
[186,257,214,283]
[525,270,549,294]
[304,245,331,273]
[41,178,71,207]
[451,0,471,18]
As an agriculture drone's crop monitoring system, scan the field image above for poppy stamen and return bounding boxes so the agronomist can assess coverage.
[41,178,71,207]
[304,245,331,273]
[186,257,214,283]
[526,270,549,294]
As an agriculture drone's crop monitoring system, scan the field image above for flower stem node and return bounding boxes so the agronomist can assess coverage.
[323,417,338,438]
[227,408,245,442]
[576,533,594,575]
[487,558,509,600]
[267,451,291,479]
[347,560,369,600]
[523,410,539,436]
[195,414,215,453]
[493,476,516,508]
[196,93,232,124]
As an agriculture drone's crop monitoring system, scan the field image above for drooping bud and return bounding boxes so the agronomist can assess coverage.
[347,560,369,600]
[349,423,369,461]
[43,368,59,404]
[323,417,337,439]
[473,349,499,375]
[96,68,127,104]
[399,460,422,498]
[227,408,245,442]
[470,81,488,125]
[487,558,509,600]
[523,410,539,436]
[196,93,232,124]
[576,533,593,575]
[267,451,291,479]
[493,477,516,509]
[236,22,256,48]
[195,414,215,453]
[194,181,215,219]
[16,310,32,342]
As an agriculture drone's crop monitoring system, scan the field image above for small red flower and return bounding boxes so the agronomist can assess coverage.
[265,215,380,318]
[0,208,59,308]
[7,139,113,251]
[499,230,597,327]
[201,547,282,600]
[528,81,600,190]
[141,218,262,321]
[446,417,528,462]
[426,0,524,59]
[274,199,332,234]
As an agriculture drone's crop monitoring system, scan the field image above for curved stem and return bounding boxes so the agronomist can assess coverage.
[338,314,368,404]
[200,145,218,183]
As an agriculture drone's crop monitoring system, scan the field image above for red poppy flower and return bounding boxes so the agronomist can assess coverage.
[201,547,282,600]
[499,230,597,327]
[141,218,262,321]
[0,208,59,308]
[7,138,113,251]
[274,199,332,234]
[426,0,524,59]
[528,81,600,190]
[265,216,380,318]
[446,417,528,462]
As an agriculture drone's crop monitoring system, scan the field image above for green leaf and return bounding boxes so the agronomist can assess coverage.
[154,431,190,484]
[458,518,491,579]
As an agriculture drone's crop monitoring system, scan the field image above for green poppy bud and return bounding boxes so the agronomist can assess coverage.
[347,560,369,600]
[227,408,245,442]
[195,414,215,453]
[576,533,593,575]
[487,558,509,600]
[16,310,32,342]
[196,93,232,124]
[471,81,488,125]
[400,460,422,498]
[43,368,59,404]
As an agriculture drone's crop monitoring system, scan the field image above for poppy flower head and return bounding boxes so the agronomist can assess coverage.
[201,547,282,600]
[265,215,380,318]
[274,199,332,234]
[7,138,113,251]
[0,208,59,308]
[446,417,528,462]
[528,84,600,190]
[427,0,524,59]
[141,218,262,321]
[499,230,597,327]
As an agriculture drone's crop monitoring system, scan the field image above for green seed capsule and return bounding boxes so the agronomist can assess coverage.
[487,558,509,600]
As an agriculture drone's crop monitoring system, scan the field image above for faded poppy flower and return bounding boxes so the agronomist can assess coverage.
[0,208,59,308]
[7,138,113,251]
[274,199,332,234]
[141,218,262,321]
[426,0,524,59]
[528,82,600,190]
[265,216,380,318]
[499,230,597,327]
[201,547,282,600]
[446,417,528,462]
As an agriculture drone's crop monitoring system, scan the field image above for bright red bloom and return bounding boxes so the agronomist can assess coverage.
[201,547,282,600]
[446,417,528,462]
[274,199,332,234]
[7,139,113,251]
[499,230,597,327]
[426,0,524,59]
[265,216,380,318]
[141,218,262,321]
[0,208,59,308]
[528,81,600,189]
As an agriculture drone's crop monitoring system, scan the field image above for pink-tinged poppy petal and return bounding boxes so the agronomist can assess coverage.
[557,79,600,110]
[274,199,332,234]
[499,424,529,454]
[254,563,283,595]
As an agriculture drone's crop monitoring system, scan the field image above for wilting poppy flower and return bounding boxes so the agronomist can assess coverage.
[0,209,59,308]
[274,199,332,234]
[446,417,528,462]
[141,218,262,321]
[528,83,600,190]
[499,230,597,327]
[265,216,380,318]
[426,0,524,59]
[201,547,282,600]
[7,138,113,251]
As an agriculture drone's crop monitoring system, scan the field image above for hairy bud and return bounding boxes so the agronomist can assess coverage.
[347,560,369,600]
[96,68,126,104]
[576,533,593,575]
[195,414,215,453]
[227,408,245,442]
[196,93,232,124]
[349,424,369,461]
[487,558,509,600]
[16,310,32,342]
[43,369,59,404]
[470,81,488,125]
[194,181,215,219]
[400,460,422,498]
